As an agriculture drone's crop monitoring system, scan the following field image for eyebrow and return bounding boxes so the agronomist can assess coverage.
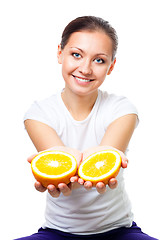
[70,47,109,58]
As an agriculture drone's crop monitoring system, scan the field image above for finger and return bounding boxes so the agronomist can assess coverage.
[108,178,118,189]
[70,176,79,183]
[58,183,72,196]
[70,176,82,190]
[27,153,37,163]
[121,158,128,169]
[34,181,46,192]
[69,181,81,190]
[96,182,107,194]
[78,178,85,185]
[47,184,60,198]
[84,181,93,190]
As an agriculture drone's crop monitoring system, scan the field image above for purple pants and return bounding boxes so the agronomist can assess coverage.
[14,222,158,240]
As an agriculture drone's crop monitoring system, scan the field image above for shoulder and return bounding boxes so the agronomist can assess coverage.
[24,91,62,129]
[100,90,134,105]
[34,92,59,109]
[25,92,61,114]
[99,90,138,113]
[98,90,139,126]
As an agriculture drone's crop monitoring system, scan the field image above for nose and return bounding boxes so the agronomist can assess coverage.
[79,59,92,76]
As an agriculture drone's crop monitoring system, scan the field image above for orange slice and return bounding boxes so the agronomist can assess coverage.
[31,151,77,188]
[78,150,122,186]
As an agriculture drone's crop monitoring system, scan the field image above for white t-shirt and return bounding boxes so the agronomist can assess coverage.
[24,89,138,235]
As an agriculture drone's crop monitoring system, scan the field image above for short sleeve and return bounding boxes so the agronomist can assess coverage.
[102,94,139,130]
[24,96,59,131]
[111,95,139,124]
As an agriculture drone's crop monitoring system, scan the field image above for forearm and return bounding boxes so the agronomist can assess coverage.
[24,119,64,152]
[99,114,138,153]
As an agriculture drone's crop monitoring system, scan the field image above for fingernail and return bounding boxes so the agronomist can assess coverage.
[48,185,55,192]
[98,185,104,189]
[112,181,116,185]
[78,179,84,185]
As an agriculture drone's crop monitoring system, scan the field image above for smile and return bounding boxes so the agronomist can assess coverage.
[72,75,94,82]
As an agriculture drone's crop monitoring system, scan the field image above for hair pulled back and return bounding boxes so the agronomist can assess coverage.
[60,16,118,60]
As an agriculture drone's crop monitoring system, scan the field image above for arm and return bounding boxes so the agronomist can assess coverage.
[100,114,138,152]
[24,119,64,151]
[100,114,137,176]
[81,114,138,193]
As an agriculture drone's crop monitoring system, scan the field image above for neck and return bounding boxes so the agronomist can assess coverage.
[61,88,98,121]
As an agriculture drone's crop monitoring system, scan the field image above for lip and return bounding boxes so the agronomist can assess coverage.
[72,75,94,82]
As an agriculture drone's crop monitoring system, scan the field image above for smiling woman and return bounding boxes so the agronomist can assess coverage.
[15,16,158,240]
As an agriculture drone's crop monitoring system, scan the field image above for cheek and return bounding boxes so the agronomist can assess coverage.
[95,66,108,79]
[62,59,77,73]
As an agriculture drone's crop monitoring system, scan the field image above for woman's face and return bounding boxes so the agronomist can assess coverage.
[57,30,116,96]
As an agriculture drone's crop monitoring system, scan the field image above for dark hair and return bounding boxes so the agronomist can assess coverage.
[60,16,118,60]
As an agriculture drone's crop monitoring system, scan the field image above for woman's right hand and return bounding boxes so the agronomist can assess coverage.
[34,181,73,198]
[27,146,83,198]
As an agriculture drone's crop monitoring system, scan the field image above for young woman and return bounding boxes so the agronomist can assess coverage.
[15,16,158,240]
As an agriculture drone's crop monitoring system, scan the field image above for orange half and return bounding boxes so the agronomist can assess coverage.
[78,150,122,186]
[31,151,77,188]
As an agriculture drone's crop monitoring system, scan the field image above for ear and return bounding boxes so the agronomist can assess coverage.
[107,58,116,75]
[57,44,63,64]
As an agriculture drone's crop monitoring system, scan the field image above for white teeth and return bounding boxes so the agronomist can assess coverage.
[74,76,91,82]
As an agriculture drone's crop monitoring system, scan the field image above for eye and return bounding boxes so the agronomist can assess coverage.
[72,53,81,59]
[94,58,105,64]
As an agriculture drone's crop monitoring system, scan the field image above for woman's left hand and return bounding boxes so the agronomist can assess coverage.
[78,146,128,194]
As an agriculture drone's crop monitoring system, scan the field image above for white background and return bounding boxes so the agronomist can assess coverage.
[0,0,160,239]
